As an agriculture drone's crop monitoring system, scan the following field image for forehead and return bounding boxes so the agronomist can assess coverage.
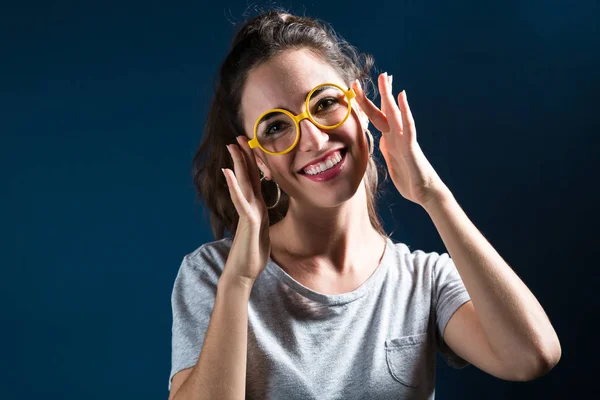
[240,49,345,131]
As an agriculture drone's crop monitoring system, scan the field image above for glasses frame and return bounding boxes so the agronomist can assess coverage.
[248,82,356,155]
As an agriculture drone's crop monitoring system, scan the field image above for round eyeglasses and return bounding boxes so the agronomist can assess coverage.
[248,82,356,155]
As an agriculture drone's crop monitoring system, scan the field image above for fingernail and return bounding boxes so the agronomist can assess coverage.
[226,144,232,154]
[221,168,228,184]
[389,75,393,86]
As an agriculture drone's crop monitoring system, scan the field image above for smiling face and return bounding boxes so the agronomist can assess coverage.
[240,48,371,209]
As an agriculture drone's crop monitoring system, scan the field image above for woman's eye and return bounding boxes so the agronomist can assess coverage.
[316,97,337,112]
[265,122,286,136]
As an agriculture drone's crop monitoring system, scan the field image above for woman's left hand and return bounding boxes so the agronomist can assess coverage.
[352,73,450,208]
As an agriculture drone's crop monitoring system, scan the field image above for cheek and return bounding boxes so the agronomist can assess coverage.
[266,157,294,178]
[344,117,367,149]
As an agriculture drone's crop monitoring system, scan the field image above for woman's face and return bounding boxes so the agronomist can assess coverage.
[240,48,371,209]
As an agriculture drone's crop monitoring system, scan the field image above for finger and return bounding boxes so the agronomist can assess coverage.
[378,73,403,132]
[222,168,252,216]
[384,74,395,120]
[398,90,417,144]
[236,135,262,195]
[380,74,389,120]
[352,80,390,133]
[379,134,388,160]
[226,144,254,201]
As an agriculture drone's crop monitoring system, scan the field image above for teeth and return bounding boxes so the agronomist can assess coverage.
[303,150,343,175]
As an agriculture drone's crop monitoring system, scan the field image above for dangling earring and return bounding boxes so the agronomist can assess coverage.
[365,128,374,157]
[259,171,281,209]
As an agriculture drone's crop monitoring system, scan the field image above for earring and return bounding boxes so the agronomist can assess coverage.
[259,171,281,209]
[366,128,374,157]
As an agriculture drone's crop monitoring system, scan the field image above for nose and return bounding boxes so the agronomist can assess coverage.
[296,118,329,152]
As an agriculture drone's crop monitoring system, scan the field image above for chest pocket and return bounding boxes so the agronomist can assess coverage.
[384,332,428,388]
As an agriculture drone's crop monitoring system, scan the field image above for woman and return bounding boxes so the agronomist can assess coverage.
[168,10,561,400]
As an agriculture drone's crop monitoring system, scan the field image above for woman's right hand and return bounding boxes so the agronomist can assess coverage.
[220,135,272,287]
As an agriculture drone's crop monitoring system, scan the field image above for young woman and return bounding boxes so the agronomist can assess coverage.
[168,10,561,400]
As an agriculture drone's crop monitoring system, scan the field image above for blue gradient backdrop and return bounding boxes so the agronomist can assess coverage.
[2,1,598,398]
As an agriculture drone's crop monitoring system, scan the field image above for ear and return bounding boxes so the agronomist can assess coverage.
[353,102,369,132]
[254,152,273,180]
[356,106,370,132]
[351,81,370,131]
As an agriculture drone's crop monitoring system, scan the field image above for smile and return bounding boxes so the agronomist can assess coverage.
[299,148,347,182]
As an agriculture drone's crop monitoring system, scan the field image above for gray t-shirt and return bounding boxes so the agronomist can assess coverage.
[170,236,471,399]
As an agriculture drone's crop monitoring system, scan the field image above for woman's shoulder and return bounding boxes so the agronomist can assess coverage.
[385,236,452,273]
[177,237,234,280]
[186,236,233,262]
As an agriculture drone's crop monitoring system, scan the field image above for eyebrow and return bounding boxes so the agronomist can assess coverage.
[257,85,340,125]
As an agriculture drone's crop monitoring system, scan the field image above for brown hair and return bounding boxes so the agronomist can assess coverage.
[192,9,389,239]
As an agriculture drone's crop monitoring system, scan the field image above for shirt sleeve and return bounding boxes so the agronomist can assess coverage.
[169,252,219,391]
[432,251,472,369]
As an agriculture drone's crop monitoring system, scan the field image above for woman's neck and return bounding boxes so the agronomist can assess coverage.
[270,182,386,278]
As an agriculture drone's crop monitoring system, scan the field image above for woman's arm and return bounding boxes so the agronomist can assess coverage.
[424,188,561,381]
[352,71,560,380]
[169,272,253,400]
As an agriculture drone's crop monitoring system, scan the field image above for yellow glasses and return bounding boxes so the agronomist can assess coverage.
[248,82,356,155]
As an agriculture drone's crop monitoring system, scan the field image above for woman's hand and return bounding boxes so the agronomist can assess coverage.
[352,73,450,208]
[221,135,271,286]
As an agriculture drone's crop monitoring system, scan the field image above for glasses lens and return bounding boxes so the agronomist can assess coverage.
[308,86,349,128]
[256,111,297,153]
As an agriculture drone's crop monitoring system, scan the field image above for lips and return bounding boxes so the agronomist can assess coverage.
[297,147,347,173]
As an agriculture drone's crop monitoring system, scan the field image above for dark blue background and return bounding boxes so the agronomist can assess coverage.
[2,0,597,398]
